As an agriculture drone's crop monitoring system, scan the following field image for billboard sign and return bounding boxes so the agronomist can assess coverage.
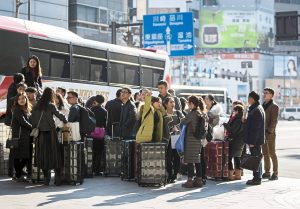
[143,12,194,57]
[274,56,298,77]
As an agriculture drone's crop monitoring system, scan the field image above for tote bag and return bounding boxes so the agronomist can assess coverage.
[175,124,187,153]
[240,154,262,171]
[69,122,81,141]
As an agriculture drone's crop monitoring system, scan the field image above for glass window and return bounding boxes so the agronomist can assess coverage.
[142,67,153,87]
[73,58,90,80]
[73,46,106,59]
[153,69,164,87]
[100,9,108,24]
[297,108,300,112]
[77,5,98,23]
[30,51,50,77]
[141,58,165,69]
[30,38,69,53]
[110,63,125,84]
[110,52,139,64]
[91,60,107,82]
[0,30,29,75]
[286,108,296,112]
[125,66,140,86]
[50,55,70,78]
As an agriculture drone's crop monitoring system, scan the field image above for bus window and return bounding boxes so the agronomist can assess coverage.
[30,51,50,77]
[51,55,70,78]
[73,46,106,59]
[141,67,153,87]
[141,58,165,69]
[0,30,29,75]
[125,66,140,86]
[72,57,90,80]
[110,63,125,84]
[91,60,107,82]
[30,38,69,53]
[110,52,138,64]
[153,69,164,88]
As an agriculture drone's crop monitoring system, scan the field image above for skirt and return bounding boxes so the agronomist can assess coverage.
[35,130,61,170]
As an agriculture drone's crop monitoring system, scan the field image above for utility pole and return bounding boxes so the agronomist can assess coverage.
[15,0,23,18]
[28,0,30,20]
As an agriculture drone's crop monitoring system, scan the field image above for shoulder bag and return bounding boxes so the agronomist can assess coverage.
[6,113,21,149]
[30,111,44,139]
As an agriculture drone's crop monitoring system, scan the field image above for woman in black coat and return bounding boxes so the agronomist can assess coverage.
[223,104,245,181]
[10,93,32,181]
[31,87,67,186]
[90,95,107,175]
[21,55,43,90]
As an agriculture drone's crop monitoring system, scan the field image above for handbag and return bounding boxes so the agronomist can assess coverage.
[6,120,21,149]
[240,153,262,171]
[175,124,187,153]
[30,112,44,138]
[90,127,106,140]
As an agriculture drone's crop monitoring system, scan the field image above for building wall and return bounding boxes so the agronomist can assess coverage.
[0,0,68,28]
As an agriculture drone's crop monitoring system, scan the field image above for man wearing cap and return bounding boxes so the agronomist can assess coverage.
[243,91,265,185]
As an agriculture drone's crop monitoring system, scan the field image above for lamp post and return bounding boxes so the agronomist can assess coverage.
[15,0,30,20]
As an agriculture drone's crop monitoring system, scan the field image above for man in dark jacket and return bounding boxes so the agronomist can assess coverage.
[158,80,182,111]
[262,88,279,181]
[119,87,137,140]
[67,91,83,141]
[105,89,122,137]
[244,91,265,185]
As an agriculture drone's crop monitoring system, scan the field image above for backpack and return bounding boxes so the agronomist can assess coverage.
[79,105,96,135]
[194,112,213,141]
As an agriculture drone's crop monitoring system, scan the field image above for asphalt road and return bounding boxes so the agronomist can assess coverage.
[276,120,300,178]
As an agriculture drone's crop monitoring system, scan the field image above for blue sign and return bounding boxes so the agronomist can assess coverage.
[143,12,194,57]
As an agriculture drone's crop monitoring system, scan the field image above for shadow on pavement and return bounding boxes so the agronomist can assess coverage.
[285,154,300,160]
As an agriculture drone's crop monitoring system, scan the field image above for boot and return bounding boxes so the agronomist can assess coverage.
[54,169,62,186]
[229,170,235,181]
[182,178,193,188]
[43,170,51,186]
[193,177,203,188]
[234,169,241,180]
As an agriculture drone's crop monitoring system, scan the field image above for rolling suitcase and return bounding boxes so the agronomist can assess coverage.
[31,143,44,183]
[85,138,93,178]
[120,140,136,181]
[136,143,167,187]
[104,138,121,176]
[63,141,85,185]
[205,140,229,179]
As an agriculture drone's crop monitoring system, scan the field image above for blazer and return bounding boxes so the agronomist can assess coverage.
[263,100,279,141]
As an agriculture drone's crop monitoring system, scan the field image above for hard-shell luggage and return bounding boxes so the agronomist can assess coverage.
[120,140,136,180]
[63,141,85,185]
[205,140,229,179]
[85,138,93,178]
[0,143,7,176]
[31,143,44,183]
[136,143,167,187]
[104,138,121,176]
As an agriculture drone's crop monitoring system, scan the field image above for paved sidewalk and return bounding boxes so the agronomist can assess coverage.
[0,173,299,209]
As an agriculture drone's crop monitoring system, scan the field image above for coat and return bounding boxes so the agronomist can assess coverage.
[223,115,245,157]
[91,106,107,128]
[263,100,279,141]
[159,93,182,112]
[207,103,223,128]
[4,97,15,126]
[180,109,202,163]
[10,107,32,159]
[21,67,42,89]
[162,110,184,145]
[243,103,265,146]
[105,98,123,136]
[136,95,165,143]
[119,100,137,139]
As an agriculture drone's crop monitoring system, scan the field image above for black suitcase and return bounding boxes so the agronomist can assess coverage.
[85,138,93,178]
[31,143,44,183]
[63,141,85,185]
[136,143,167,187]
[104,138,121,177]
[121,140,136,181]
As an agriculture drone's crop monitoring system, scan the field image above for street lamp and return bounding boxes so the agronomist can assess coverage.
[15,0,31,20]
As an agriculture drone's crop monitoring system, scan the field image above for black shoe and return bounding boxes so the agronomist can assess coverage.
[43,170,51,186]
[269,174,278,181]
[246,179,261,185]
[262,173,270,179]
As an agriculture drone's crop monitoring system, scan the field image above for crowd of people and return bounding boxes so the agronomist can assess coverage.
[3,55,280,188]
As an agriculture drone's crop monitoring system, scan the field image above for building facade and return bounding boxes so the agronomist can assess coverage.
[0,0,68,28]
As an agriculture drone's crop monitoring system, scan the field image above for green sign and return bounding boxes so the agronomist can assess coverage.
[199,10,257,48]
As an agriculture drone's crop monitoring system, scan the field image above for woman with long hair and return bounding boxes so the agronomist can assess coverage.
[31,87,67,186]
[204,94,223,127]
[10,93,32,181]
[21,55,43,90]
[180,96,206,188]
[163,97,184,183]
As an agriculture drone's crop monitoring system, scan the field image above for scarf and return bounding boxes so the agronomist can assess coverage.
[262,100,273,111]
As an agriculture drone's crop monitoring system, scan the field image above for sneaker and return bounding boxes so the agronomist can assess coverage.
[246,179,261,185]
[269,174,278,181]
[262,173,271,179]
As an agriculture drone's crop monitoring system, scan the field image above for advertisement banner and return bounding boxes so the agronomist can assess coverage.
[274,56,298,77]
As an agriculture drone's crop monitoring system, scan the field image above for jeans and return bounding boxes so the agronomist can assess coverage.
[250,146,262,180]
[187,163,202,178]
[166,141,180,178]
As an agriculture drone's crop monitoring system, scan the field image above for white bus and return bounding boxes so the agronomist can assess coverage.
[171,85,232,114]
[0,16,170,114]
